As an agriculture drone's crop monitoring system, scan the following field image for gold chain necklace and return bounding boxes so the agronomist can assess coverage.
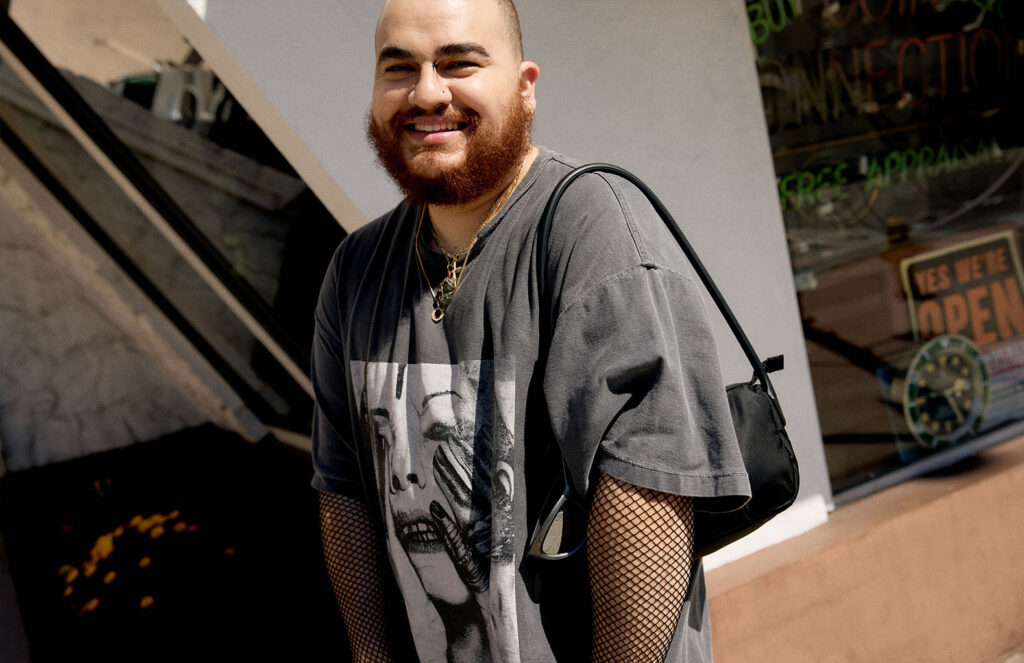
[415,157,527,323]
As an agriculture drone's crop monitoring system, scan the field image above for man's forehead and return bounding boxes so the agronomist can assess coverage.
[375,0,511,56]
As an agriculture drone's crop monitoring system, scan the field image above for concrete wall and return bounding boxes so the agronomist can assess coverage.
[0,65,300,367]
[0,145,252,471]
[154,0,833,557]
[0,62,305,470]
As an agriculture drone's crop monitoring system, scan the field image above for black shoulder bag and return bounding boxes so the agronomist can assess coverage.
[528,163,800,559]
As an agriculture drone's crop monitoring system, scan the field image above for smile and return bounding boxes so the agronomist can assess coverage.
[410,122,464,132]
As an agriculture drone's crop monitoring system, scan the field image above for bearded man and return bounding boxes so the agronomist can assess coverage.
[312,1,750,661]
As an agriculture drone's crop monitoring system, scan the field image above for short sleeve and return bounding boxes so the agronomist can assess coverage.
[310,247,366,501]
[539,171,751,513]
[544,266,750,512]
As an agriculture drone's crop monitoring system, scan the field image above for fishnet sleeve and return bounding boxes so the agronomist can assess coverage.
[318,490,396,663]
[587,472,695,663]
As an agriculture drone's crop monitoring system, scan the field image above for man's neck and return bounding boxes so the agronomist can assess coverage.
[427,146,538,253]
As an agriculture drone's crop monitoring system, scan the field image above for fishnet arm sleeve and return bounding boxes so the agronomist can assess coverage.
[587,472,695,663]
[318,490,396,663]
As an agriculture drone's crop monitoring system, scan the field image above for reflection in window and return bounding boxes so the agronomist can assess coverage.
[748,0,1024,493]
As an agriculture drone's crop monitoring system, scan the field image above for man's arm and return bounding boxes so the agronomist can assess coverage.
[318,491,396,663]
[587,471,695,663]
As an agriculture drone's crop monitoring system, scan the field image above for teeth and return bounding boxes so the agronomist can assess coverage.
[401,522,438,543]
[413,122,460,132]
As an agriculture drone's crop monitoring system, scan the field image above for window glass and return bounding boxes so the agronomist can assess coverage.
[748,0,1024,493]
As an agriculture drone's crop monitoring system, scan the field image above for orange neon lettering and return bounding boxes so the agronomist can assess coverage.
[991,277,1024,340]
[966,286,997,346]
[943,294,969,335]
[917,300,944,337]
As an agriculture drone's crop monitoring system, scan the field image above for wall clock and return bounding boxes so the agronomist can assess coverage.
[903,334,990,449]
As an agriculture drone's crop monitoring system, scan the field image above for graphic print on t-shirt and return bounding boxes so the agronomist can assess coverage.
[352,360,520,663]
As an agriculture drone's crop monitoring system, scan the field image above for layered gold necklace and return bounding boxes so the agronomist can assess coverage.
[415,157,527,323]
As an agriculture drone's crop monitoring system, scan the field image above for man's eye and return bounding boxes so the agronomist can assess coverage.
[383,64,414,76]
[443,61,478,73]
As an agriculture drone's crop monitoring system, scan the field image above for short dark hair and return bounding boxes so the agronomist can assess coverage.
[498,0,524,61]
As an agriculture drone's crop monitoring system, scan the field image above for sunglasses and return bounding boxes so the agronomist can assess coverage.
[526,461,587,560]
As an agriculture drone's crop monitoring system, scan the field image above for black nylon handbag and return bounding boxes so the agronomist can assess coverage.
[530,163,800,558]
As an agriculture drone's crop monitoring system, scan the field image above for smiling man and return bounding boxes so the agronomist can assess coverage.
[311,1,750,661]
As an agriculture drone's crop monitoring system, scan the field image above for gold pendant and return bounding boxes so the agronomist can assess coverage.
[438,275,457,307]
[432,277,457,323]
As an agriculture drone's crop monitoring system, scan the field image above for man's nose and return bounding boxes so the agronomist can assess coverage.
[409,65,450,110]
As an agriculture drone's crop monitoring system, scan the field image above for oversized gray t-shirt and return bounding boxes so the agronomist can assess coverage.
[311,147,751,662]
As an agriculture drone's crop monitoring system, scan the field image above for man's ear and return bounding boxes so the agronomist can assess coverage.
[519,61,539,112]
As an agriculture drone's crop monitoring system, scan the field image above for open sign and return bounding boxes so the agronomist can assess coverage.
[901,230,1024,347]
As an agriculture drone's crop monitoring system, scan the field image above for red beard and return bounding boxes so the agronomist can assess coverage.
[367,96,532,206]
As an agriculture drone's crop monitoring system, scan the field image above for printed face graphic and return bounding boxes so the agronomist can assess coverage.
[355,360,518,662]
[370,378,486,603]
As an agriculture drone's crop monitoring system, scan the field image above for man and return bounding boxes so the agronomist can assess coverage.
[312,1,750,661]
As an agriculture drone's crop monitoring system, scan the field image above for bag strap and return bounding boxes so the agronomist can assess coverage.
[536,163,785,423]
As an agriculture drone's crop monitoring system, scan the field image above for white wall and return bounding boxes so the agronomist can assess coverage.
[156,0,832,559]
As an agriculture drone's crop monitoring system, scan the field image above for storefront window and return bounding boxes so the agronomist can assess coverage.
[748,0,1024,494]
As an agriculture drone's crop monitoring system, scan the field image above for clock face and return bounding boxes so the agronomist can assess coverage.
[903,335,990,449]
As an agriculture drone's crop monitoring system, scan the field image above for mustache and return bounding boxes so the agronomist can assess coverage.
[386,106,480,131]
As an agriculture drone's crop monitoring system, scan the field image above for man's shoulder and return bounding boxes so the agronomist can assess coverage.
[529,148,696,290]
[345,200,411,251]
[316,200,414,317]
[527,146,584,192]
[527,147,641,216]
[529,148,657,246]
[328,200,412,274]
[533,146,582,172]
